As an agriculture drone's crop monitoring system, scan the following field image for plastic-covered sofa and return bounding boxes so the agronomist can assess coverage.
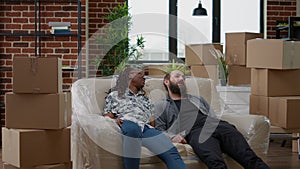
[71,77,270,169]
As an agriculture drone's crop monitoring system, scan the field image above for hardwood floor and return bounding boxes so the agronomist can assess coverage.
[0,138,299,169]
[264,138,300,169]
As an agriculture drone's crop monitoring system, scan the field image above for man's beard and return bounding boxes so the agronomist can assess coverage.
[169,80,187,96]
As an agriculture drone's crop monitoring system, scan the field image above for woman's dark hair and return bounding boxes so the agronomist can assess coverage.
[114,67,135,98]
[110,65,145,98]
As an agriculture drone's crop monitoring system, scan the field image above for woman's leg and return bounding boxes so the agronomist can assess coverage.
[142,126,188,169]
[121,120,143,169]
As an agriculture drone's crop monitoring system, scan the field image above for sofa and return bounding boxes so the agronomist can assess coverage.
[71,76,270,169]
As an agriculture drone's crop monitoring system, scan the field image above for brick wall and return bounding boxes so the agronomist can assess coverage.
[267,0,297,38]
[0,0,123,127]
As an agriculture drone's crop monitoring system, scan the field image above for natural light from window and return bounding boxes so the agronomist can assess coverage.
[128,0,261,61]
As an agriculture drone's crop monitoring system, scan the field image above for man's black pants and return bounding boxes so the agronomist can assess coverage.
[185,117,270,169]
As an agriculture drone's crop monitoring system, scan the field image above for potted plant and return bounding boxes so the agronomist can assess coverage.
[164,59,190,76]
[94,2,145,76]
[211,49,228,86]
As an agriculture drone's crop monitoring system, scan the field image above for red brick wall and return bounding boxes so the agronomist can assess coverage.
[266,0,297,38]
[0,0,123,127]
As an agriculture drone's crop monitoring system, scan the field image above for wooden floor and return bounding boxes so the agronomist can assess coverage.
[263,138,300,169]
[0,138,299,169]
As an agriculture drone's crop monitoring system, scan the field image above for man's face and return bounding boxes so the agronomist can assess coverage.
[129,69,145,90]
[168,70,187,95]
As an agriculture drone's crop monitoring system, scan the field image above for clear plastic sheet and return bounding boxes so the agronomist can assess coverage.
[71,77,270,169]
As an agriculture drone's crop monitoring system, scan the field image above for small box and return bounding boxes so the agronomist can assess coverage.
[247,39,300,69]
[227,65,251,85]
[13,57,62,94]
[249,95,269,117]
[251,68,300,96]
[190,65,218,84]
[185,43,223,66]
[225,32,263,65]
[269,96,300,129]
[5,92,71,129]
[2,128,70,168]
[146,65,167,77]
[3,162,72,169]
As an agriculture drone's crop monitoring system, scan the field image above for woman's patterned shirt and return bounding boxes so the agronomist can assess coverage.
[103,88,153,131]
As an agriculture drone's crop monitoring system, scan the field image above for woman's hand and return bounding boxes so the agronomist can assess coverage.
[115,118,123,127]
[103,113,115,119]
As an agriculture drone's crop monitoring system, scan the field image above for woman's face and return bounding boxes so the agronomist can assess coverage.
[128,69,145,89]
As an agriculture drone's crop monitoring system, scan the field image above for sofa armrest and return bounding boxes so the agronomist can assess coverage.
[220,114,270,154]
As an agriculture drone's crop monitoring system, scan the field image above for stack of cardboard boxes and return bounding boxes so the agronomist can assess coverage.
[225,32,263,85]
[247,39,300,152]
[185,43,223,85]
[2,57,72,169]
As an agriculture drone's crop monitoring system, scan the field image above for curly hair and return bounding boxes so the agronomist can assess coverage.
[107,65,146,99]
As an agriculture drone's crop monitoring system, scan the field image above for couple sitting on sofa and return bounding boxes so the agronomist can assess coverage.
[103,66,270,169]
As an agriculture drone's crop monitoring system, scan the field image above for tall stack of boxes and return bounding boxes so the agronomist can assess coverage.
[185,43,222,85]
[247,39,300,152]
[225,32,263,85]
[2,57,72,169]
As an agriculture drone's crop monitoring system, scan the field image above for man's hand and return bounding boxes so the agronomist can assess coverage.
[171,135,187,144]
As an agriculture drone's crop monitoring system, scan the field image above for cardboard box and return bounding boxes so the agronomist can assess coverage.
[147,65,165,77]
[185,43,223,65]
[247,39,300,69]
[292,133,299,153]
[269,96,300,129]
[249,95,269,117]
[190,65,218,84]
[251,68,300,96]
[3,162,72,169]
[13,57,62,94]
[225,32,263,65]
[5,92,71,129]
[227,65,251,85]
[2,128,70,167]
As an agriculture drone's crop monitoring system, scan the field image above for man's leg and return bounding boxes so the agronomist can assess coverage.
[187,129,227,169]
[216,120,270,169]
[142,126,188,169]
[121,120,142,169]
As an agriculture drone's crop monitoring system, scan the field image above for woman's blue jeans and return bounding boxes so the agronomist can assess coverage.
[121,120,188,169]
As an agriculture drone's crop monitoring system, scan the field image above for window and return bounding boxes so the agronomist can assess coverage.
[128,0,169,61]
[221,0,261,43]
[129,0,262,61]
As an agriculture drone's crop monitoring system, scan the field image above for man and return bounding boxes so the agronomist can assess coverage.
[154,70,270,169]
[103,67,188,169]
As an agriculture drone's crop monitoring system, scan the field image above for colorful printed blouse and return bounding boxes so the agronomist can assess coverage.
[103,88,153,131]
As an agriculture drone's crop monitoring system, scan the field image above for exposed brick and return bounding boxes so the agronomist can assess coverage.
[63,6,77,11]
[0,42,12,48]
[12,6,28,11]
[55,48,70,53]
[6,48,21,53]
[13,43,29,47]
[6,24,22,29]
[6,12,21,17]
